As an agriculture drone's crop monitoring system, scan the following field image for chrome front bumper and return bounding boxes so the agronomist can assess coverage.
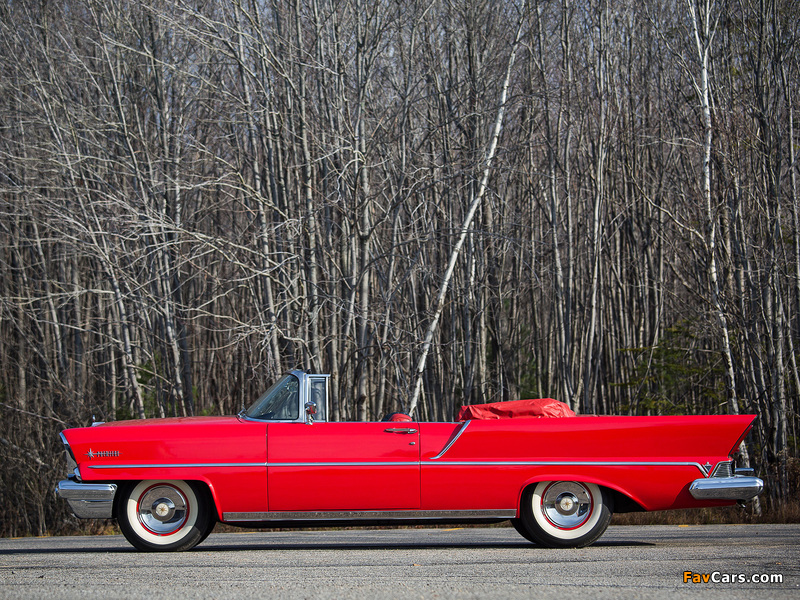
[689,462,764,501]
[56,480,117,519]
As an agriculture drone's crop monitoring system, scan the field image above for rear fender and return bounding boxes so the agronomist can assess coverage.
[516,471,653,515]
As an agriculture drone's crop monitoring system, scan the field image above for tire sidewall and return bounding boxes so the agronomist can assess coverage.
[520,480,613,548]
[117,480,209,552]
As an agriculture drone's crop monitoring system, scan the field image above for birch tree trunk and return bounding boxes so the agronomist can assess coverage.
[582,0,609,415]
[687,0,759,513]
[408,1,527,416]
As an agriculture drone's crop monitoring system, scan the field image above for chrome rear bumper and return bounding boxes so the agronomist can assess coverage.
[56,480,117,518]
[689,474,764,501]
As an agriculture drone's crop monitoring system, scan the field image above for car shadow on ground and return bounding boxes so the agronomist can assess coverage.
[195,538,655,552]
[0,537,653,555]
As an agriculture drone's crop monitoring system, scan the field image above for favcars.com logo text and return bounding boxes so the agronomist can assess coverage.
[683,571,784,584]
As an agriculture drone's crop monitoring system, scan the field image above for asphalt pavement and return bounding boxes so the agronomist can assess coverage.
[0,524,797,599]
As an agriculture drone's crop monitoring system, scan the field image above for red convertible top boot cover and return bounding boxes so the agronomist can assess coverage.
[457,398,576,420]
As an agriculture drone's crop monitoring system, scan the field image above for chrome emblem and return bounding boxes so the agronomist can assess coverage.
[85,449,120,459]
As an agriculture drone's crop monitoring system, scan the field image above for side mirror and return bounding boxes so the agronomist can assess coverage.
[304,401,317,425]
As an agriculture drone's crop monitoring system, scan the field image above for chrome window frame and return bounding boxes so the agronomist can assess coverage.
[302,373,329,423]
[241,371,329,423]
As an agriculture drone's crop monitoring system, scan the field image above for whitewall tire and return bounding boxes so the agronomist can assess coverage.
[518,481,613,548]
[117,480,212,552]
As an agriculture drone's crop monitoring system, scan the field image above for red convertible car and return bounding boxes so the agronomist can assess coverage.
[56,370,763,552]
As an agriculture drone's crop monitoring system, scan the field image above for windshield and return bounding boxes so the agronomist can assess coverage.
[244,374,300,420]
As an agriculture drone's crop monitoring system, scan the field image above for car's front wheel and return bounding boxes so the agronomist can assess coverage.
[518,481,613,548]
[117,480,213,552]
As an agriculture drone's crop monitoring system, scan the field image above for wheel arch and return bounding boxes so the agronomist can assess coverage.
[516,473,645,516]
[112,477,221,521]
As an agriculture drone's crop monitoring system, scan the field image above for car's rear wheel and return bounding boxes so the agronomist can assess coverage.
[518,481,613,548]
[117,480,212,552]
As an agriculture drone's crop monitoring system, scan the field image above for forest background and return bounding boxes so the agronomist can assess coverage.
[0,0,798,537]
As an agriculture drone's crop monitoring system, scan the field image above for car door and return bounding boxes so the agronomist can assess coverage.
[266,422,420,511]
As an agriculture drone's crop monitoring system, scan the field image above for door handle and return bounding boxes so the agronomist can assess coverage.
[384,428,418,434]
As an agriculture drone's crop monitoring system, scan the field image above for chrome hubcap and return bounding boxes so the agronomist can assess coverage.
[137,485,188,535]
[541,482,593,530]
[153,498,176,521]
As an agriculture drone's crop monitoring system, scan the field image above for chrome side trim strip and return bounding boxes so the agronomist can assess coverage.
[87,459,708,474]
[223,509,517,522]
[268,462,419,468]
[430,421,470,460]
[88,462,267,470]
[423,460,710,475]
[88,462,418,470]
